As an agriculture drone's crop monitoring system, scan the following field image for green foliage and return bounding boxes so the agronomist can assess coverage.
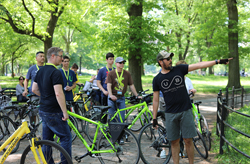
[211,105,250,164]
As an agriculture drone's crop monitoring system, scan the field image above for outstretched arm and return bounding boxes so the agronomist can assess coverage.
[188,58,232,72]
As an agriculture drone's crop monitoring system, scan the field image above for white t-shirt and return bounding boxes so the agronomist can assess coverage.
[185,77,193,94]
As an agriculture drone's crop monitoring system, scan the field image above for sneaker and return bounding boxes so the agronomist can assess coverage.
[119,138,124,145]
[160,150,166,159]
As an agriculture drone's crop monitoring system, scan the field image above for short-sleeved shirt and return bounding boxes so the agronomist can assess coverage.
[59,69,77,101]
[106,69,133,97]
[26,64,43,93]
[34,65,63,113]
[153,64,192,113]
[185,77,193,94]
[96,66,115,97]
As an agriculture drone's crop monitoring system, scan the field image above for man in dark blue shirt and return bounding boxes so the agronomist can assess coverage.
[60,56,77,101]
[96,52,115,105]
[32,47,71,162]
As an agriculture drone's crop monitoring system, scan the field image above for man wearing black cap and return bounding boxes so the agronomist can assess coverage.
[152,50,232,164]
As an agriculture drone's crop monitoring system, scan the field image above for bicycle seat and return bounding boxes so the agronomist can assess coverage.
[194,101,202,105]
[92,106,111,113]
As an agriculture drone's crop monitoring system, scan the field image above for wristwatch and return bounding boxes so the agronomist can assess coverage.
[215,59,218,64]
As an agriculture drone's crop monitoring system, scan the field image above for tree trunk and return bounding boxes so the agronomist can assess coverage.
[209,66,213,75]
[127,0,143,92]
[227,0,241,88]
[11,58,14,78]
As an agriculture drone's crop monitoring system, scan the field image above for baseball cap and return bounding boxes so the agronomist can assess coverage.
[156,50,174,61]
[115,57,126,63]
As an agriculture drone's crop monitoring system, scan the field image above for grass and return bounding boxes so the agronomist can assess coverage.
[211,105,250,163]
[1,74,250,93]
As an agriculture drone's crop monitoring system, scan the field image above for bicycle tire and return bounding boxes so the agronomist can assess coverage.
[138,123,171,164]
[0,115,20,154]
[97,128,140,164]
[69,115,78,142]
[193,130,208,159]
[200,114,211,151]
[20,140,73,164]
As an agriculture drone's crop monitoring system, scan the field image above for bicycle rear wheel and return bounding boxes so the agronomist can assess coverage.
[200,114,211,151]
[193,130,208,159]
[138,123,171,164]
[97,129,140,164]
[20,140,73,164]
[0,115,20,154]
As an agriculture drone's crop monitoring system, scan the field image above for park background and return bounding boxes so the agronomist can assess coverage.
[0,0,250,163]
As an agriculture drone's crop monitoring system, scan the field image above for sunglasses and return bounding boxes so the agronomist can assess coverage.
[118,62,125,64]
[164,57,172,61]
[19,79,24,80]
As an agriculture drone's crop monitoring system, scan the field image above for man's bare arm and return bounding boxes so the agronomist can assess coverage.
[188,58,232,72]
[32,82,40,96]
[153,91,160,120]
[97,80,108,96]
[107,83,117,101]
[129,84,138,97]
[54,84,69,121]
[23,79,29,96]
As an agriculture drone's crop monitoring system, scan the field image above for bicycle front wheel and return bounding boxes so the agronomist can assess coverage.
[97,129,140,164]
[193,130,208,159]
[0,115,20,154]
[200,114,211,151]
[69,115,78,142]
[138,123,171,164]
[20,140,73,164]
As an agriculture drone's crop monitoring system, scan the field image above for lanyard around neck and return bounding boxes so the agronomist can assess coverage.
[115,69,124,87]
[45,63,57,69]
[106,66,113,72]
[62,68,69,85]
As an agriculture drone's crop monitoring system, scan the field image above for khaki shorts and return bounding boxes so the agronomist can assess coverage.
[165,109,197,141]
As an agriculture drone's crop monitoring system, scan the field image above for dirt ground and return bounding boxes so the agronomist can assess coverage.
[1,93,219,164]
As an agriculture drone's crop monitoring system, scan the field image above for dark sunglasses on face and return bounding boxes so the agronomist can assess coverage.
[164,57,172,61]
[19,78,24,80]
[119,62,125,64]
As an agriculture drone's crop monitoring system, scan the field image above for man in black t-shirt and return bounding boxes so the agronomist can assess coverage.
[32,47,72,161]
[152,50,232,164]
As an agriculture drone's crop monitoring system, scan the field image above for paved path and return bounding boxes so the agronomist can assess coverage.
[1,93,219,164]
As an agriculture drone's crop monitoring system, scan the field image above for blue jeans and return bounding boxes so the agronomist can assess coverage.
[39,111,72,164]
[108,96,126,122]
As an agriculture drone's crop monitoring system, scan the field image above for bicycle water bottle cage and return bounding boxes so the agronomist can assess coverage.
[108,122,130,143]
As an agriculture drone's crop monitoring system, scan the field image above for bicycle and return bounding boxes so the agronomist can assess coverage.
[2,97,42,141]
[0,112,19,154]
[191,99,211,151]
[0,118,72,164]
[67,110,140,164]
[85,91,153,142]
[72,83,101,132]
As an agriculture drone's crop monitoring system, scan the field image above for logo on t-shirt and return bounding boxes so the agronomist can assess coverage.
[161,75,183,90]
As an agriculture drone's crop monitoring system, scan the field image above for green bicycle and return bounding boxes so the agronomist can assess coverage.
[85,91,153,142]
[67,109,140,164]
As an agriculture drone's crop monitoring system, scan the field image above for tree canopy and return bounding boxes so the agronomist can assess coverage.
[0,0,249,89]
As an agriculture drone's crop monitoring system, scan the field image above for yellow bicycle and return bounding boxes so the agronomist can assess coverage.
[0,118,72,164]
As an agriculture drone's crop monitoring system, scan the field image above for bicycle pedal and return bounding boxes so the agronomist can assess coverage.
[74,156,81,163]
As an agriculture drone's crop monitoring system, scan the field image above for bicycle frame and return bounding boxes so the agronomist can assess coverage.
[0,121,46,164]
[192,103,201,133]
[106,101,153,130]
[67,111,117,154]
